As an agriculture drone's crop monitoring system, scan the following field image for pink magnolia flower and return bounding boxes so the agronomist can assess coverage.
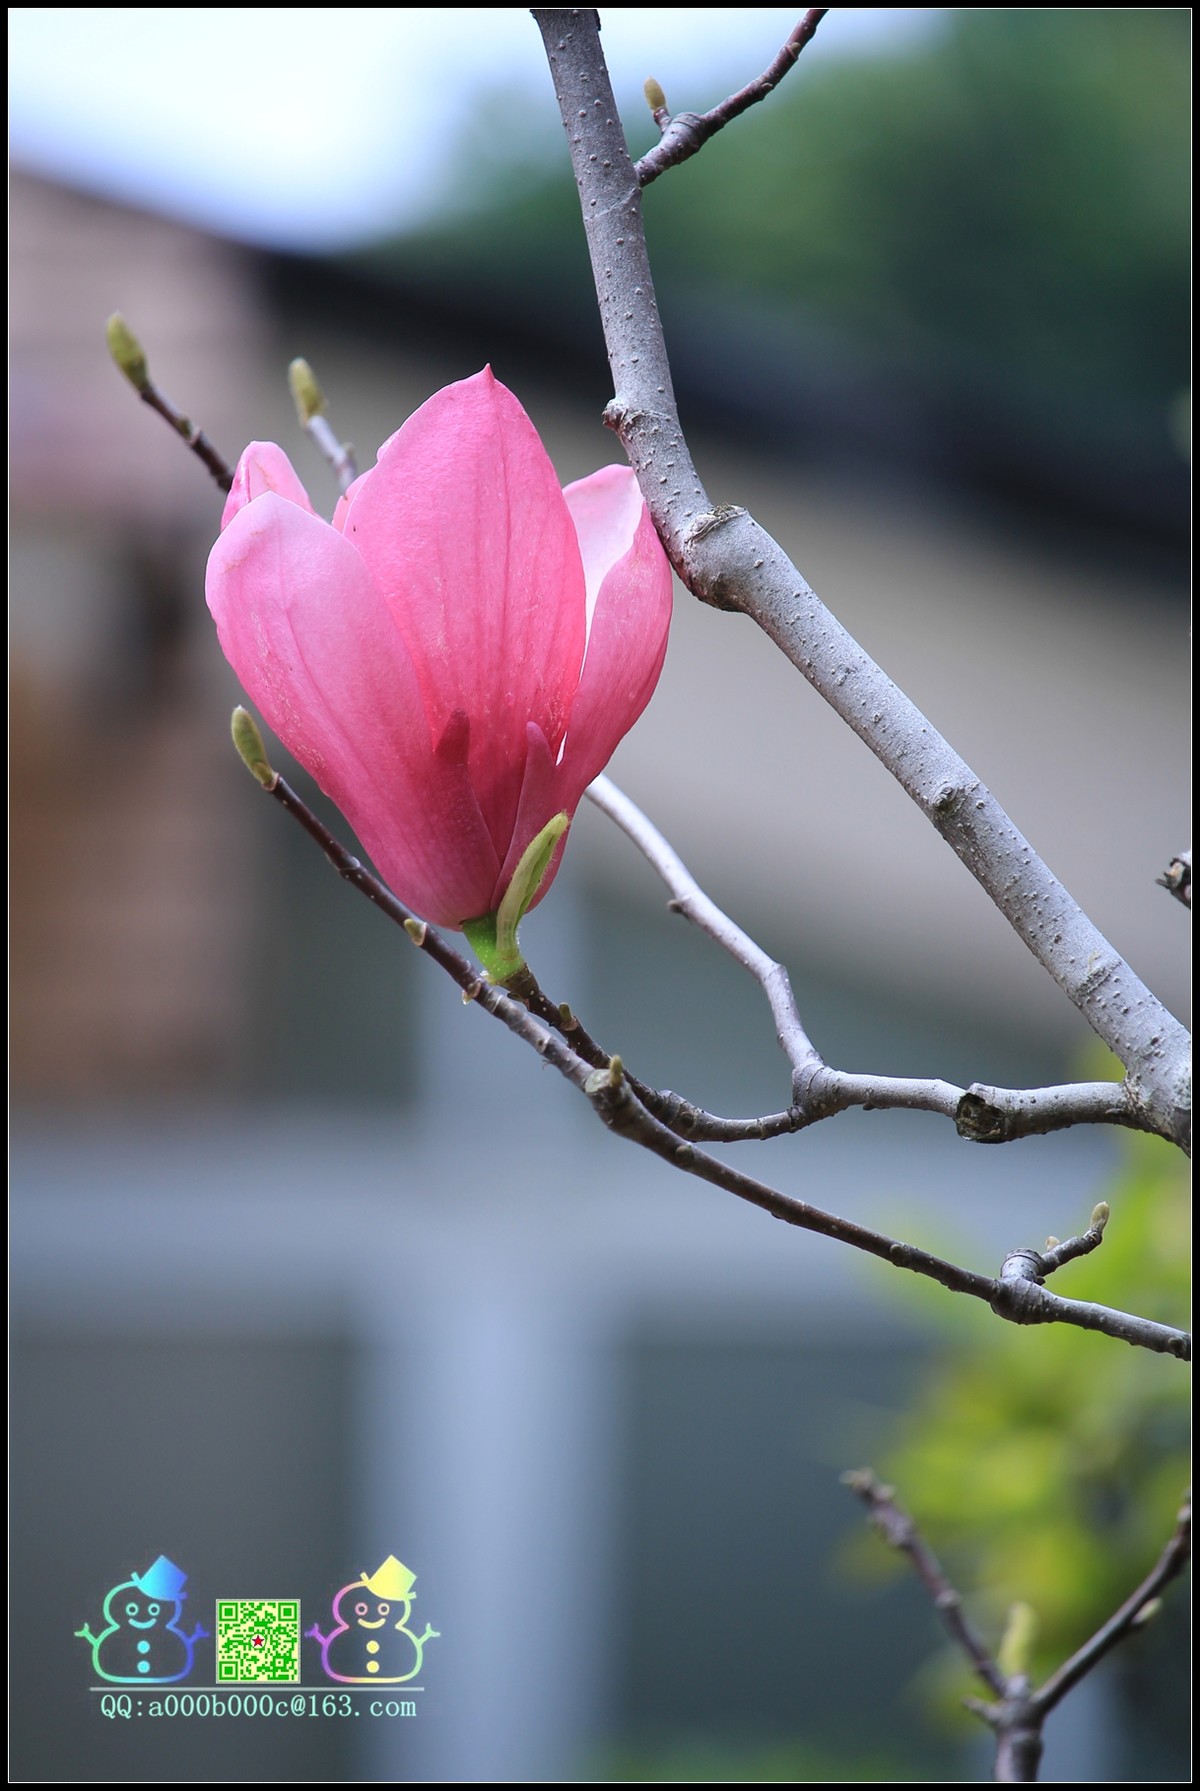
[206,367,672,956]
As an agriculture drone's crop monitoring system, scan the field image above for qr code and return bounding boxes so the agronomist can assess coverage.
[215,1599,301,1682]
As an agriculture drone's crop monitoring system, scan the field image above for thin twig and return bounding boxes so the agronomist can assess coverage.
[106,314,233,492]
[842,1470,1007,1698]
[266,767,798,1152]
[989,1271,1188,1355]
[1033,1496,1191,1716]
[266,777,595,1073]
[488,923,804,1140]
[588,776,1143,1144]
[847,1477,1192,1782]
[635,10,828,188]
[587,773,819,1078]
[531,10,1190,1153]
[248,765,1190,1357]
[139,388,234,492]
[262,777,986,1293]
[306,414,357,495]
[1038,1205,1109,1274]
[288,358,358,495]
[987,1209,1189,1356]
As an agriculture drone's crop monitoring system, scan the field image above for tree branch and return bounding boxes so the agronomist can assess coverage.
[587,772,820,1079]
[847,1474,1192,1783]
[635,9,828,188]
[988,1208,1188,1355]
[589,776,1146,1145]
[106,313,234,493]
[1033,1495,1191,1717]
[531,9,1190,1153]
[842,1469,1007,1698]
[247,757,1189,1358]
[288,357,358,495]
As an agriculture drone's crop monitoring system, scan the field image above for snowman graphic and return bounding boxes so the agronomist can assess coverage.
[75,1555,208,1683]
[306,1555,439,1684]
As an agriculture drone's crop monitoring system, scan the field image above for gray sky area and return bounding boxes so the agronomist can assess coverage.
[10,7,940,246]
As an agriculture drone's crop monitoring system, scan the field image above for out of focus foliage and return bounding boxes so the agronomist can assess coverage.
[643,7,1188,409]
[853,1129,1188,1695]
[362,8,1188,540]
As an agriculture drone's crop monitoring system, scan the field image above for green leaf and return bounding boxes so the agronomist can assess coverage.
[462,811,569,984]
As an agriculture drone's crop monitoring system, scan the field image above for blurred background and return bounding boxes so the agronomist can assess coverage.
[10,7,1190,1782]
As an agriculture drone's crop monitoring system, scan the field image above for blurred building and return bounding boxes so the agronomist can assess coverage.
[10,166,1189,1782]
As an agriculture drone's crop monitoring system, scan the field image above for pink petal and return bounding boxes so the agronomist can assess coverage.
[206,492,500,926]
[492,722,560,911]
[562,463,645,621]
[330,465,371,534]
[221,442,315,532]
[337,368,587,858]
[555,482,673,804]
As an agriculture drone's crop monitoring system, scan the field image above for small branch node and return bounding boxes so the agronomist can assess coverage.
[643,76,670,130]
[930,778,970,818]
[630,9,827,187]
[1156,848,1191,907]
[685,503,746,544]
[955,1089,1008,1142]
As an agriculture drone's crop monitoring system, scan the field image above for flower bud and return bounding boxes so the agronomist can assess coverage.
[230,706,276,787]
[106,313,150,393]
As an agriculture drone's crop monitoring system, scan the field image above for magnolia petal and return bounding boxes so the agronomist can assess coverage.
[330,465,372,535]
[492,721,560,913]
[562,463,646,625]
[206,492,499,926]
[221,442,315,532]
[337,368,588,852]
[555,497,673,805]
